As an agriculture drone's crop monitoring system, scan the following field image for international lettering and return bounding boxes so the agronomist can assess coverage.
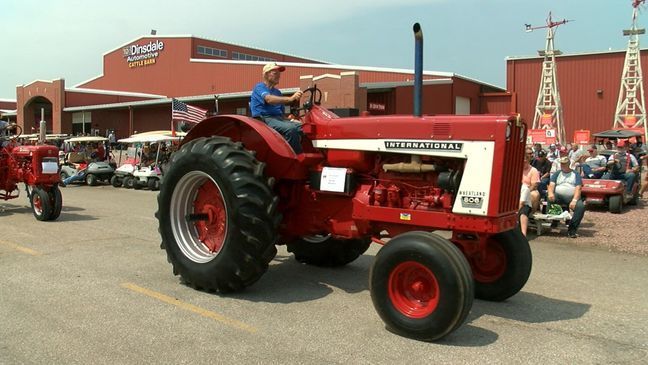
[384,141,463,152]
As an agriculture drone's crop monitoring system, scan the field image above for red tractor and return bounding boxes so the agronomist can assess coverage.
[0,125,63,221]
[156,24,531,341]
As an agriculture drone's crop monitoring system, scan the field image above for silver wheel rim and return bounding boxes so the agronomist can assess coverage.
[170,171,228,263]
[302,234,332,244]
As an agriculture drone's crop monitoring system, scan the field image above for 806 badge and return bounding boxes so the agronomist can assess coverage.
[460,195,484,209]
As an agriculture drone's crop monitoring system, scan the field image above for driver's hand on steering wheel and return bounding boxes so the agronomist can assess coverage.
[291,91,303,102]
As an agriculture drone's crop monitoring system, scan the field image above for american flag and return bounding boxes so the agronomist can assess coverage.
[171,99,207,124]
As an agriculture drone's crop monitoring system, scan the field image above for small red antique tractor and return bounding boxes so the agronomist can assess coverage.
[157,24,531,341]
[0,124,63,221]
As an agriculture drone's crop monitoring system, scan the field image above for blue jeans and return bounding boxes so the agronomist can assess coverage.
[261,116,303,154]
[63,170,86,185]
[602,171,636,193]
[552,195,586,233]
[582,165,604,179]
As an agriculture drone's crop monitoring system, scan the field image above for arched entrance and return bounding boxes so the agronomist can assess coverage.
[23,96,53,134]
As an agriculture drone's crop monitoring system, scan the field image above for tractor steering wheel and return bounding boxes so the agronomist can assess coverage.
[289,85,322,118]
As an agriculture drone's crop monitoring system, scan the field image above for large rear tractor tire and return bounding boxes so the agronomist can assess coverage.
[465,229,532,301]
[370,231,474,341]
[30,186,53,221]
[287,235,371,267]
[157,137,279,293]
[609,195,623,214]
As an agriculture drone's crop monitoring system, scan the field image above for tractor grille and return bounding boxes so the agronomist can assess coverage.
[433,123,451,137]
[498,120,526,214]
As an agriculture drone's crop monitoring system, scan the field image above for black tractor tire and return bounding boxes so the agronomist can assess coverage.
[609,195,623,213]
[30,186,53,221]
[147,178,160,191]
[466,229,532,301]
[123,176,135,189]
[47,185,63,221]
[287,235,371,267]
[133,179,143,190]
[370,231,474,342]
[86,173,98,186]
[157,137,279,293]
[111,175,122,187]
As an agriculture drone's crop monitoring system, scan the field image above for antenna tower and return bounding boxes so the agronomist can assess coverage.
[613,0,648,141]
[526,12,571,144]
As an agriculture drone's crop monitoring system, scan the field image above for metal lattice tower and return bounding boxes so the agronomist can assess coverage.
[526,12,570,144]
[614,0,648,141]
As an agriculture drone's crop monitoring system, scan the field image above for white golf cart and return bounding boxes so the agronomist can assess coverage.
[113,133,179,190]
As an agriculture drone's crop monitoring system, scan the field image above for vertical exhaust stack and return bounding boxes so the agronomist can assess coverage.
[413,23,423,117]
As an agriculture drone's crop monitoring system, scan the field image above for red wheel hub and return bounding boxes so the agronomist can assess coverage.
[470,239,507,283]
[192,180,227,253]
[388,261,440,318]
[33,194,42,214]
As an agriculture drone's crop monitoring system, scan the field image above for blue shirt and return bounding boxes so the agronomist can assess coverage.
[250,82,284,117]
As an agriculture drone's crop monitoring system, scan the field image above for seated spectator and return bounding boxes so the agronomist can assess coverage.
[582,145,607,179]
[532,149,552,198]
[522,147,541,212]
[550,145,569,175]
[602,140,639,198]
[547,143,558,162]
[532,143,543,159]
[519,183,532,237]
[548,156,585,238]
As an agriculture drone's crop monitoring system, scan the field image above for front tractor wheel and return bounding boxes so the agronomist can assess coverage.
[157,137,279,293]
[30,186,53,221]
[370,232,474,341]
[48,185,63,221]
[466,229,532,301]
[287,235,371,267]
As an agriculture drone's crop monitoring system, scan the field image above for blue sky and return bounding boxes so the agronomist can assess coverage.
[0,0,639,100]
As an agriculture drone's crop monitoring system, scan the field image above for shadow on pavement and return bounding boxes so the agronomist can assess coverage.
[227,253,372,304]
[470,291,591,324]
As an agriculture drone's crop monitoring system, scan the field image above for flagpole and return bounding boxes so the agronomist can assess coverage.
[171,99,176,137]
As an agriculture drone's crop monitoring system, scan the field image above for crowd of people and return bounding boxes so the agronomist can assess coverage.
[519,138,647,238]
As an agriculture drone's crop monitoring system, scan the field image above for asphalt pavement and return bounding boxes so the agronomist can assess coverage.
[1,184,647,364]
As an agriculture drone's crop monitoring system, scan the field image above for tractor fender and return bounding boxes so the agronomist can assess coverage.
[181,115,308,179]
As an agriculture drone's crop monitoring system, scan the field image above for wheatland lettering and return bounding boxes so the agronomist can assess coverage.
[384,141,463,151]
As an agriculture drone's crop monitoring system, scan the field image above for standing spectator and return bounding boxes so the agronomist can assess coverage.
[582,145,607,179]
[548,156,586,238]
[640,154,648,198]
[108,130,116,148]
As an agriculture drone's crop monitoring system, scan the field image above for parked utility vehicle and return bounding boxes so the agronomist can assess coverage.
[60,136,114,186]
